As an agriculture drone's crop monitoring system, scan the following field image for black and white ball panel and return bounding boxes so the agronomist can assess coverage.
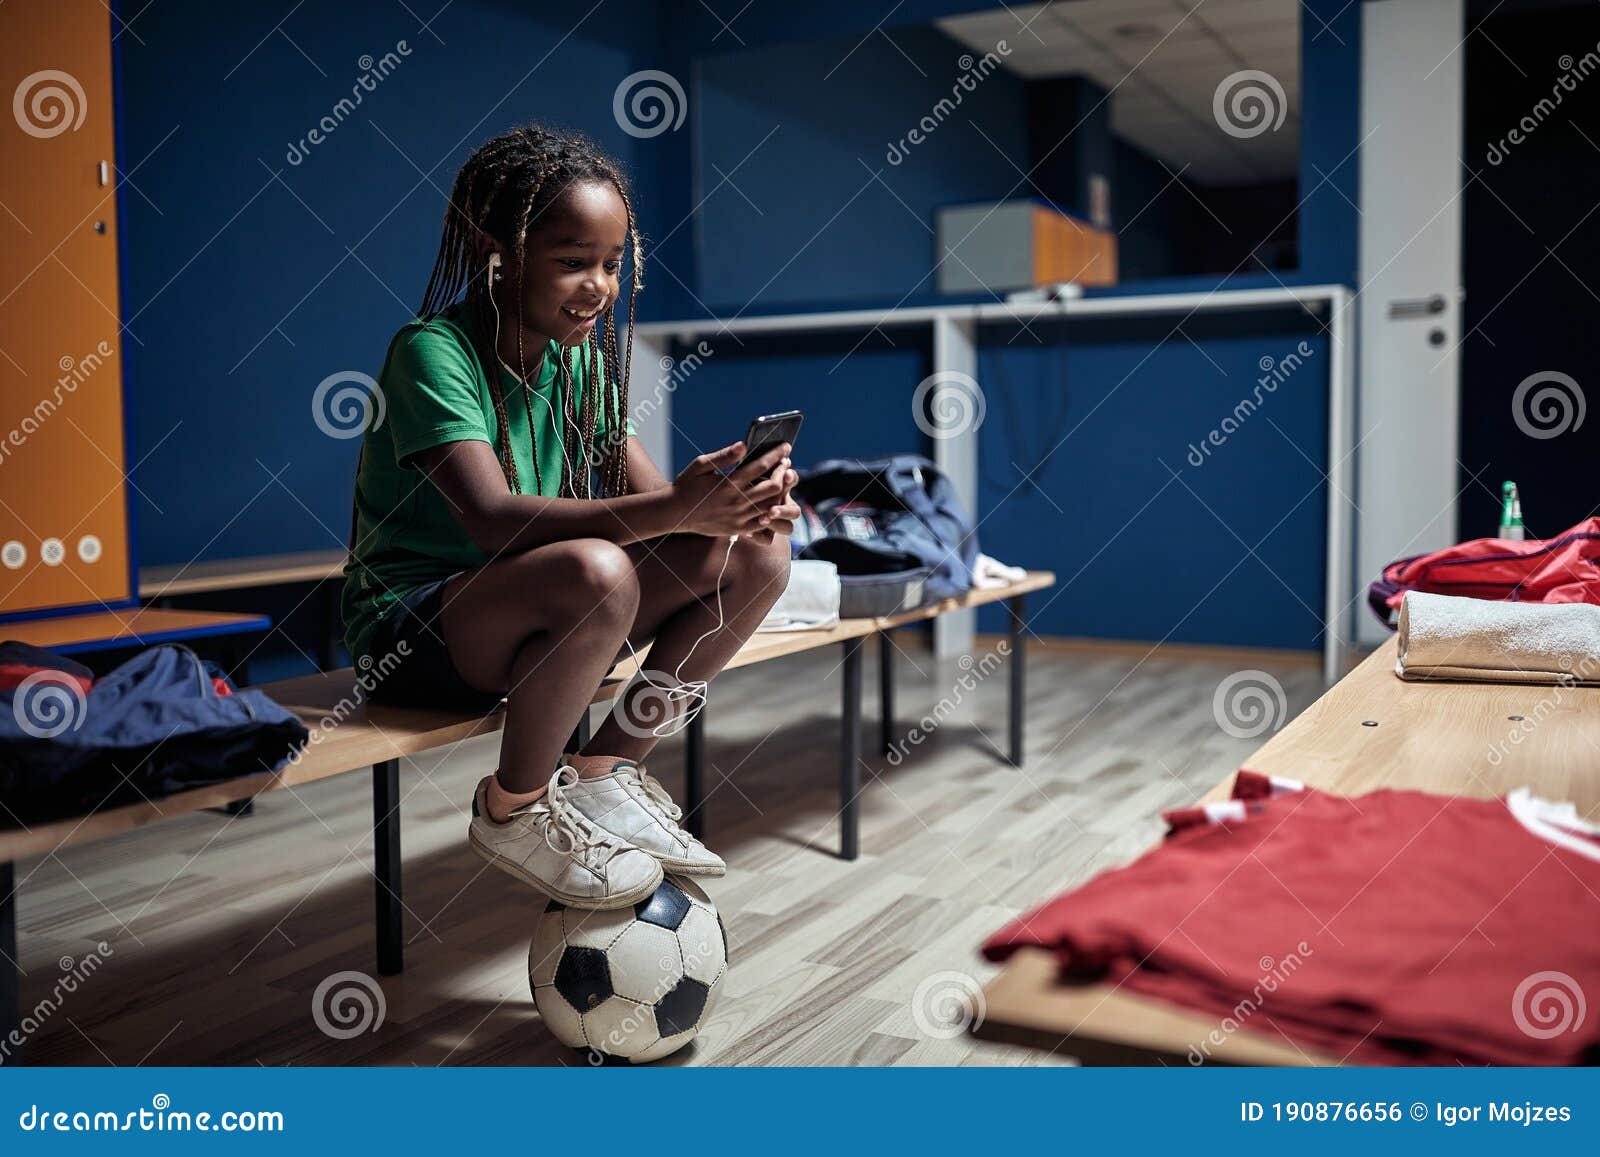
[529,876,729,1061]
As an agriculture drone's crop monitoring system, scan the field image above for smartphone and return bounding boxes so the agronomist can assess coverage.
[737,409,803,470]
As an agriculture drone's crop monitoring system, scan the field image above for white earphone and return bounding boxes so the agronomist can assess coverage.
[481,251,734,738]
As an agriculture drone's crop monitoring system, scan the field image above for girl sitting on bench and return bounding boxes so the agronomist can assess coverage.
[341,124,798,909]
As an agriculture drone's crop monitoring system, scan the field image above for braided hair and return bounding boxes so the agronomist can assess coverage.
[418,123,640,499]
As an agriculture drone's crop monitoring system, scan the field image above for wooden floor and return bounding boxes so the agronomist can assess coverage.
[13,640,1322,1067]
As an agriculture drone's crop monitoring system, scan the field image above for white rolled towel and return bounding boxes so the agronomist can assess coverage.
[757,559,841,633]
[1396,590,1600,684]
[972,552,1027,590]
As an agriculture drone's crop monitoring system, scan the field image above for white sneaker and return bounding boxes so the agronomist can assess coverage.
[560,758,726,878]
[468,767,663,908]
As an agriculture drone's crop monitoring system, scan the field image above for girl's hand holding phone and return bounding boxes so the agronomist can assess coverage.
[670,441,790,537]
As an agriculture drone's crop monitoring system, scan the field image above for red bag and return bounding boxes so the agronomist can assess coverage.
[1369,517,1600,626]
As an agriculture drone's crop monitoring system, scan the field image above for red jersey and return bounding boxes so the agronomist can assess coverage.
[983,772,1600,1065]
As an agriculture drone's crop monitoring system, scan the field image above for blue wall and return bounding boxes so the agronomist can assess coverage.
[695,24,1029,312]
[118,0,690,569]
[669,0,1360,651]
[117,0,1361,659]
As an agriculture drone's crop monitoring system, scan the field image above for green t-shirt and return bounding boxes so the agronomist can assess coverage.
[340,304,634,662]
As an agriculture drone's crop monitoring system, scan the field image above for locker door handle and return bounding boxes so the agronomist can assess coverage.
[1388,294,1446,319]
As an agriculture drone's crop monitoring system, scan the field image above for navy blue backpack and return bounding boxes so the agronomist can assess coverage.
[789,454,979,616]
[0,641,309,827]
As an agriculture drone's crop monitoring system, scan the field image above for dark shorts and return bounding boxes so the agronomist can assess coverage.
[366,574,505,712]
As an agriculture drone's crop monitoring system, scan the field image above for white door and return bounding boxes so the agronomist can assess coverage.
[1356,0,1465,644]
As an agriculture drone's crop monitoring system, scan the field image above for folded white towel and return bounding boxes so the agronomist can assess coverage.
[1396,590,1600,684]
[758,559,841,633]
[972,552,1027,590]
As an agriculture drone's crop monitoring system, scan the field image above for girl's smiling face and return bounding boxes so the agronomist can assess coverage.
[505,178,628,351]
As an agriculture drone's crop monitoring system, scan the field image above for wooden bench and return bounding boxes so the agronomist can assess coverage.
[973,635,1600,1065]
[140,549,348,670]
[2,606,270,659]
[0,571,1054,1047]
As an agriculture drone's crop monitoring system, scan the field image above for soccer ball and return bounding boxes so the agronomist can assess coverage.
[529,875,728,1063]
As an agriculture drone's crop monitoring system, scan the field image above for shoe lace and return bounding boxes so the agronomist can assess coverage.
[622,764,684,824]
[540,767,619,866]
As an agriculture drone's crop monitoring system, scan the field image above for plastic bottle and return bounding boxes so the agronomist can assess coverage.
[1499,480,1525,541]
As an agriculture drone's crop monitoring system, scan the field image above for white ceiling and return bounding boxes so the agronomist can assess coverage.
[937,0,1301,185]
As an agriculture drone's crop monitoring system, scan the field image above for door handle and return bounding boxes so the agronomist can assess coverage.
[1388,294,1447,319]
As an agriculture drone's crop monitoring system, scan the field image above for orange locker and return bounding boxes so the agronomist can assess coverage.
[0,0,131,615]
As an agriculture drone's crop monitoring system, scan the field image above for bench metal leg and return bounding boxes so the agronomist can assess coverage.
[840,637,863,861]
[1,860,17,1061]
[1008,593,1027,767]
[878,631,895,757]
[684,707,705,840]
[372,760,403,976]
